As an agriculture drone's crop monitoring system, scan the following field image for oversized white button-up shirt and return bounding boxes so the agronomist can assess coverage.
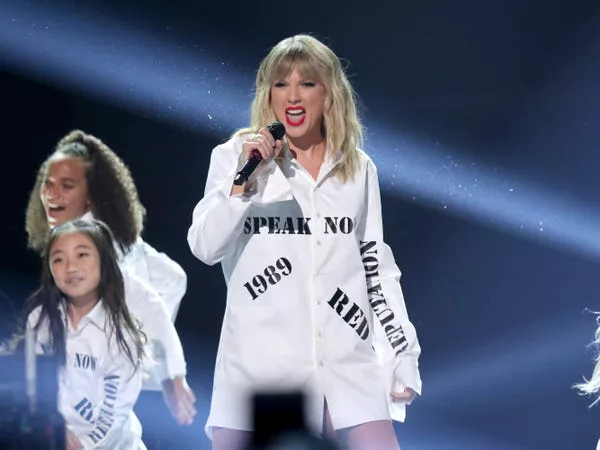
[188,137,422,435]
[28,301,145,449]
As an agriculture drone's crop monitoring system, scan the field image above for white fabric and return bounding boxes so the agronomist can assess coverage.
[187,137,422,436]
[119,237,187,322]
[28,302,146,449]
[80,212,188,388]
[121,265,187,386]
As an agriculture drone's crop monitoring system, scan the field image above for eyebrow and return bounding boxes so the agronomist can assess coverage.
[50,244,92,257]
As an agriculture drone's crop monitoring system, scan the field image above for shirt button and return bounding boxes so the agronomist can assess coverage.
[316,331,322,338]
[316,212,321,218]
[316,240,322,246]
[319,361,324,367]
[316,299,322,305]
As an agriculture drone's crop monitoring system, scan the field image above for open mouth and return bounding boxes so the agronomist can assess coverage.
[47,205,66,215]
[285,107,306,126]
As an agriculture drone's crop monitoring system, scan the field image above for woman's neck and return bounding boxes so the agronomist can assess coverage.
[288,138,327,180]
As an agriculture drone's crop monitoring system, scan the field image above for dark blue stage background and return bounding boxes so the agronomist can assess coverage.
[2,1,600,448]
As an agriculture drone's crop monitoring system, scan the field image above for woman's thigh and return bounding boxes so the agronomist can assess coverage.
[211,427,252,450]
[337,419,400,450]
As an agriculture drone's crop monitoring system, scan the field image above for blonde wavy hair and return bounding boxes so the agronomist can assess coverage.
[575,320,600,406]
[235,34,363,182]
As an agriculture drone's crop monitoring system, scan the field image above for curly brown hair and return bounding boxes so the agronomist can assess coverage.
[25,130,145,254]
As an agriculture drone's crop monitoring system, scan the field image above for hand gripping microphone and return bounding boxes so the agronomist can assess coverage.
[233,121,286,186]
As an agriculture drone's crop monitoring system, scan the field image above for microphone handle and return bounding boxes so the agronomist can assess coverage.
[233,150,263,186]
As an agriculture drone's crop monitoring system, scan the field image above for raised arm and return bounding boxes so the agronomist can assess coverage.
[187,138,292,266]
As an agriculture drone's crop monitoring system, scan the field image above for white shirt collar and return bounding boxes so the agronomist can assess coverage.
[60,298,107,333]
[281,145,343,185]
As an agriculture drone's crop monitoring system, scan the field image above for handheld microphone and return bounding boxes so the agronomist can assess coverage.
[233,121,286,186]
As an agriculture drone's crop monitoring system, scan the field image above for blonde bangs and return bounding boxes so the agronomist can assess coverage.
[266,52,325,87]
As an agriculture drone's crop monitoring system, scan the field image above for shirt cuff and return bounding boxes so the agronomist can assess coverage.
[166,354,187,380]
[392,357,422,396]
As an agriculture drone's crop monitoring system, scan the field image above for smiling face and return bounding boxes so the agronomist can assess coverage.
[49,231,100,307]
[40,155,90,229]
[270,66,327,147]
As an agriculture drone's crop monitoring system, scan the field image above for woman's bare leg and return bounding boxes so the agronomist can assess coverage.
[322,398,337,440]
[338,420,400,450]
[211,427,252,450]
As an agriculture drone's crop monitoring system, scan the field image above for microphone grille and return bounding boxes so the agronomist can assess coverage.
[268,121,286,140]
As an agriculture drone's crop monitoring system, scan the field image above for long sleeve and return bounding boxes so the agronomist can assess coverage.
[358,158,422,421]
[187,138,293,266]
[139,239,187,321]
[123,268,187,380]
[76,343,142,449]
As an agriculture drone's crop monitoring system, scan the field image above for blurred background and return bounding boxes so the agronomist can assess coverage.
[2,0,600,448]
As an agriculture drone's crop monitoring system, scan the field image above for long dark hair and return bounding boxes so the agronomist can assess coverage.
[25,130,146,255]
[25,219,145,370]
